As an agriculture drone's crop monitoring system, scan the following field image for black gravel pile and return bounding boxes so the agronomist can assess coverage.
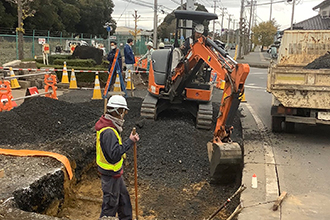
[0,97,102,146]
[304,52,330,69]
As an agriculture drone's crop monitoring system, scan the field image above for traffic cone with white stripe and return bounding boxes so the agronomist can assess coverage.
[113,74,122,92]
[9,67,21,89]
[92,72,102,100]
[125,70,135,90]
[69,69,78,89]
[61,61,69,84]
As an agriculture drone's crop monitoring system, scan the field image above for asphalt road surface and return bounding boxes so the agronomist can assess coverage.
[244,67,330,219]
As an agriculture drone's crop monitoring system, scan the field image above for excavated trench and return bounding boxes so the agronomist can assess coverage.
[0,90,243,220]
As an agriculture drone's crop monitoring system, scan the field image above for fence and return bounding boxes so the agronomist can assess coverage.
[0,31,151,64]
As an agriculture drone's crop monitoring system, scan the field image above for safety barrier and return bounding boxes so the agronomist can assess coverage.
[0,66,149,74]
[0,148,73,180]
[0,73,58,111]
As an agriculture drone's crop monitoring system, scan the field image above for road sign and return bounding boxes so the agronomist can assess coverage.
[38,38,46,45]
[106,26,111,32]
[109,36,116,40]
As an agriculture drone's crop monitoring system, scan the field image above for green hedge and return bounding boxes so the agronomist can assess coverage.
[53,59,96,67]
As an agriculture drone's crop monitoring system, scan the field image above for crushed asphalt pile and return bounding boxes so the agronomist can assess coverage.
[304,52,330,69]
[0,91,243,219]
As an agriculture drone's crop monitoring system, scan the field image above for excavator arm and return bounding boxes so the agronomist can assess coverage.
[172,36,250,142]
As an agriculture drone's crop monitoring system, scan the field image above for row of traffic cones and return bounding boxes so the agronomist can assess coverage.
[92,70,135,100]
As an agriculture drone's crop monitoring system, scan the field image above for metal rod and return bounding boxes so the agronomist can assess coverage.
[4,72,51,79]
[207,184,246,220]
[132,127,139,220]
[11,92,52,101]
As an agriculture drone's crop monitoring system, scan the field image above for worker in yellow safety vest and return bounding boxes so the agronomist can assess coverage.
[95,95,139,219]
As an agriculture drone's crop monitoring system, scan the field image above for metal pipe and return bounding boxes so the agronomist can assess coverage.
[4,72,51,79]
[11,91,52,101]
[132,127,139,220]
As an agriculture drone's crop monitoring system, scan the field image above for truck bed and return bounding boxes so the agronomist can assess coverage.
[267,65,330,109]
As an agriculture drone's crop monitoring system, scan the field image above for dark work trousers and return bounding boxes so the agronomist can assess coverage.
[100,174,132,220]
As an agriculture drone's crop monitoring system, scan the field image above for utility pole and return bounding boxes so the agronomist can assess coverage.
[186,0,194,37]
[130,11,141,53]
[17,0,23,60]
[238,0,244,59]
[153,0,158,48]
[180,0,184,44]
[213,0,217,40]
[220,7,226,37]
[270,0,273,21]
[232,19,236,45]
[248,0,253,52]
[226,15,232,48]
[290,0,296,30]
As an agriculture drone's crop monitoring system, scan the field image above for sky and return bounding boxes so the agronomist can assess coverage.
[112,0,321,33]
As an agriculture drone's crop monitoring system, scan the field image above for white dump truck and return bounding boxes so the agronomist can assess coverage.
[267,30,330,132]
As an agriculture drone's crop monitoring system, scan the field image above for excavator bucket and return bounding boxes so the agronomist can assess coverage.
[207,141,242,184]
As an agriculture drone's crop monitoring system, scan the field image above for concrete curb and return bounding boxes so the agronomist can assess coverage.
[238,104,281,220]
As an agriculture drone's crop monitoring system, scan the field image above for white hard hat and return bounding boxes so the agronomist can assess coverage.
[107,95,129,110]
[195,24,204,34]
[147,41,153,47]
[159,42,165,48]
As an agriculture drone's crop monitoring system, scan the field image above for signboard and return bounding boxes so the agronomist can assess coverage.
[38,38,46,45]
[43,43,50,54]
[109,36,116,40]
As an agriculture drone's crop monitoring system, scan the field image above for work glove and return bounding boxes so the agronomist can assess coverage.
[129,132,140,142]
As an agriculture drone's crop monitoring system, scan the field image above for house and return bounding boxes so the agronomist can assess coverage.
[292,0,330,30]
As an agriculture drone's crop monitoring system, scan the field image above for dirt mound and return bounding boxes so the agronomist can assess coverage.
[304,52,330,69]
[72,45,104,65]
[0,97,102,146]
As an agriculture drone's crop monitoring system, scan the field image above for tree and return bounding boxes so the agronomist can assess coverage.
[157,3,209,42]
[6,0,35,59]
[251,20,279,49]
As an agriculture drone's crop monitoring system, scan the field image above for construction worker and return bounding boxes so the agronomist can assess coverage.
[107,41,122,73]
[124,38,135,82]
[180,24,204,55]
[138,41,154,72]
[95,95,140,219]
[158,42,165,49]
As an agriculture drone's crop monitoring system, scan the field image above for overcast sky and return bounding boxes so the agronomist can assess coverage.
[112,0,321,32]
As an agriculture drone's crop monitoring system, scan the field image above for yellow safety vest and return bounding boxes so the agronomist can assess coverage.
[96,126,124,172]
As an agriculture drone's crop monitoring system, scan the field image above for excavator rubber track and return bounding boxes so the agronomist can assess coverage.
[141,93,158,119]
[196,102,213,130]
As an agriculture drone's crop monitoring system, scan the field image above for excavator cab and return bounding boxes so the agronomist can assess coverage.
[141,10,218,129]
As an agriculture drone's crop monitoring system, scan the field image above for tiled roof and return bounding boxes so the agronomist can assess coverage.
[293,15,330,30]
[313,0,330,10]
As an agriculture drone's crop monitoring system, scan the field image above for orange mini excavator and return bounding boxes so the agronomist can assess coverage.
[141,10,250,182]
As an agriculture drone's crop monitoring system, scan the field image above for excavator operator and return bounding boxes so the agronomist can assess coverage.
[180,24,204,55]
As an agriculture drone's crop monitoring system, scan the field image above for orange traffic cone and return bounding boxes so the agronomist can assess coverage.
[113,74,122,92]
[9,67,21,89]
[126,70,135,90]
[69,69,78,89]
[92,72,102,100]
[61,61,69,84]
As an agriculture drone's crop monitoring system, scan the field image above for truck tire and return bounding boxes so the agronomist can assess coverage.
[272,116,284,132]
[284,121,295,133]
